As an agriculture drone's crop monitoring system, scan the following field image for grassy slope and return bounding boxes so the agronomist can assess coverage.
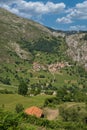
[0,94,53,111]
[0,66,79,88]
[0,8,73,88]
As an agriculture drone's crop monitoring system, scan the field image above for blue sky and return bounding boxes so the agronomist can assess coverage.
[0,0,87,30]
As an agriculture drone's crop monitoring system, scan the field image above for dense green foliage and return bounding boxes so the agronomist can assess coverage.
[0,109,87,130]
[44,85,87,107]
[59,104,87,122]
[20,36,67,54]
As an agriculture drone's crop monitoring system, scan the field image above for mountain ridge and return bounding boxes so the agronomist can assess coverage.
[0,8,87,67]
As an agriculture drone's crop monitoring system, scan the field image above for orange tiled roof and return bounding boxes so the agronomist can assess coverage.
[24,106,43,118]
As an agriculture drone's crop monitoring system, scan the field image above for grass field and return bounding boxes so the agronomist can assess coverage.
[0,94,53,111]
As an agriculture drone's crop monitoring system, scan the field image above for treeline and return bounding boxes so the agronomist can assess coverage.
[44,85,87,107]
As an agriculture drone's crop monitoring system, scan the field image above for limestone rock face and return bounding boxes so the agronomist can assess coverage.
[66,33,87,70]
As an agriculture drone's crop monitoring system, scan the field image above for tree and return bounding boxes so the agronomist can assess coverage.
[18,81,28,96]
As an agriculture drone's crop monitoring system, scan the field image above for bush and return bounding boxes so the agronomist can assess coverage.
[59,105,87,122]
[0,111,19,130]
[44,97,58,107]
[0,89,14,94]
[15,103,24,113]
[38,75,45,78]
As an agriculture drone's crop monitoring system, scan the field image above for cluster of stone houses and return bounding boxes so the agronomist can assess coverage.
[33,62,70,73]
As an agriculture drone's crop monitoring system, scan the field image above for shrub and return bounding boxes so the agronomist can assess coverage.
[15,103,24,113]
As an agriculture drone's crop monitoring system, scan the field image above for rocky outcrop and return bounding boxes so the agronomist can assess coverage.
[8,42,31,60]
[66,33,87,70]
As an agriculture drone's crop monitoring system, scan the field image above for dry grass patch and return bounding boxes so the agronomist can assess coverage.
[44,108,59,120]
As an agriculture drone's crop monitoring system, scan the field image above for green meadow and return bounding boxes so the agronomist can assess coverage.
[0,94,53,111]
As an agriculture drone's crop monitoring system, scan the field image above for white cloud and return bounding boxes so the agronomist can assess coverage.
[0,0,65,19]
[56,17,72,24]
[1,4,19,14]
[69,25,87,31]
[56,0,87,24]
